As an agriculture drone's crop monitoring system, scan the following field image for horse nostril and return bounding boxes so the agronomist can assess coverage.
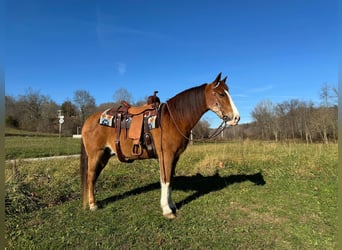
[223,114,240,124]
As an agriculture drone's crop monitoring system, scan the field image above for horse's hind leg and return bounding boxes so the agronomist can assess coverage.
[87,149,111,210]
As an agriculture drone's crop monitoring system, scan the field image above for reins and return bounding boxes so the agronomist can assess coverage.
[165,101,227,142]
[207,120,227,139]
[165,101,191,141]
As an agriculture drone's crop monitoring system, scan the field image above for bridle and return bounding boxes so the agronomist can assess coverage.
[212,89,233,123]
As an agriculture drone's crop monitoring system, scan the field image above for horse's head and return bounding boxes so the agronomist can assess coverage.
[205,73,240,126]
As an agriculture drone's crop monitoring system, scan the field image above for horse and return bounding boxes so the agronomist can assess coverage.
[80,73,240,219]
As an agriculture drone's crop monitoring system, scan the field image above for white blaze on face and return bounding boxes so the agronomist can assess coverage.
[224,90,240,125]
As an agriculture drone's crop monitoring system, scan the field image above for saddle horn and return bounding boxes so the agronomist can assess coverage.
[147,91,160,105]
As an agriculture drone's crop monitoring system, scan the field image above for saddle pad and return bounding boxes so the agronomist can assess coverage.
[99,109,114,127]
[99,109,158,130]
[147,115,158,129]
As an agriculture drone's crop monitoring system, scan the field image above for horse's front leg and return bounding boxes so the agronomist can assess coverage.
[159,154,178,219]
[160,180,177,219]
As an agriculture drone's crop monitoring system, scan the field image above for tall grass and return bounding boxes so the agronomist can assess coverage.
[5,141,337,249]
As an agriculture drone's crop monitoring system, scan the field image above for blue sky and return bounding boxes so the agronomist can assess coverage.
[5,0,338,127]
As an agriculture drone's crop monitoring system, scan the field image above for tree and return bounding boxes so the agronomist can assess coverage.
[275,99,302,140]
[320,82,332,107]
[14,88,58,132]
[5,95,19,128]
[332,86,338,106]
[297,101,314,144]
[135,97,148,106]
[61,100,77,117]
[5,88,60,132]
[38,99,59,132]
[317,83,336,144]
[251,100,278,140]
[73,90,96,124]
[192,119,210,139]
[113,88,133,104]
[60,100,79,135]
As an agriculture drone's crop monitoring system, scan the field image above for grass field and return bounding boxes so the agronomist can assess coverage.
[5,136,80,159]
[5,138,337,249]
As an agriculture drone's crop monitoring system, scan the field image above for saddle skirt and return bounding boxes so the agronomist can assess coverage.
[98,102,161,162]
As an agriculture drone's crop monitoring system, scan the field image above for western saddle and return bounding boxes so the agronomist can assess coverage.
[106,91,161,163]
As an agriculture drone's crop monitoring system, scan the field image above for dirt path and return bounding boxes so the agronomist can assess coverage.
[5,154,80,164]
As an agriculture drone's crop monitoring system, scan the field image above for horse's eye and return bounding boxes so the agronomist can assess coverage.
[219,93,225,98]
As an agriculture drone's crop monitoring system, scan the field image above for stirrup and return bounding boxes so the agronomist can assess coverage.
[132,144,143,156]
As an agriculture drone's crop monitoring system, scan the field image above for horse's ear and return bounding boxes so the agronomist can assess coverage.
[222,76,227,83]
[213,73,222,83]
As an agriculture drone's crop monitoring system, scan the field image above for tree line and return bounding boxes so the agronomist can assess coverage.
[5,88,131,135]
[221,83,338,143]
[5,83,337,143]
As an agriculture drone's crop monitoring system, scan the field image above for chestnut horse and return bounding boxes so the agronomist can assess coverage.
[80,73,240,219]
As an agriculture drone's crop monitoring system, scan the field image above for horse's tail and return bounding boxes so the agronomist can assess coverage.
[80,138,88,209]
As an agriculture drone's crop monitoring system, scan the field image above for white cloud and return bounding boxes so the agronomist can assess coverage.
[116,62,127,75]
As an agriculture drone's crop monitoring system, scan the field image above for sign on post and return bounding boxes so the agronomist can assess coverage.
[59,115,64,124]
[57,111,64,138]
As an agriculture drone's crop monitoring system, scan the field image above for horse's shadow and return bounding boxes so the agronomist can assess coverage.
[99,172,266,209]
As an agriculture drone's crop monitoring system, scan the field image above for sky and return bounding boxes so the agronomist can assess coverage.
[5,0,338,127]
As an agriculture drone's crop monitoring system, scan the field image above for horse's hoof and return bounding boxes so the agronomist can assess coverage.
[163,213,176,219]
[89,204,98,211]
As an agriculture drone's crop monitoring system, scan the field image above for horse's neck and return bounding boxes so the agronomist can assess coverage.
[183,104,208,132]
[167,85,209,133]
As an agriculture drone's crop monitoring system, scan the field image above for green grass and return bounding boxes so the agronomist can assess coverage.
[5,127,61,137]
[5,141,337,249]
[5,136,81,159]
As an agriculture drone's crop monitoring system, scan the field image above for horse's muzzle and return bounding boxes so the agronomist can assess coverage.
[224,114,240,126]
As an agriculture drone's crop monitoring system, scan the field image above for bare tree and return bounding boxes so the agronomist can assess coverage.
[332,86,338,106]
[318,83,335,144]
[38,100,59,132]
[113,88,133,104]
[15,88,58,132]
[251,100,278,140]
[73,90,96,124]
[5,89,59,132]
[298,101,314,144]
[192,119,210,139]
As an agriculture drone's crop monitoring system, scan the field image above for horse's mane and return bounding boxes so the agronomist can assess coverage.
[166,83,208,123]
